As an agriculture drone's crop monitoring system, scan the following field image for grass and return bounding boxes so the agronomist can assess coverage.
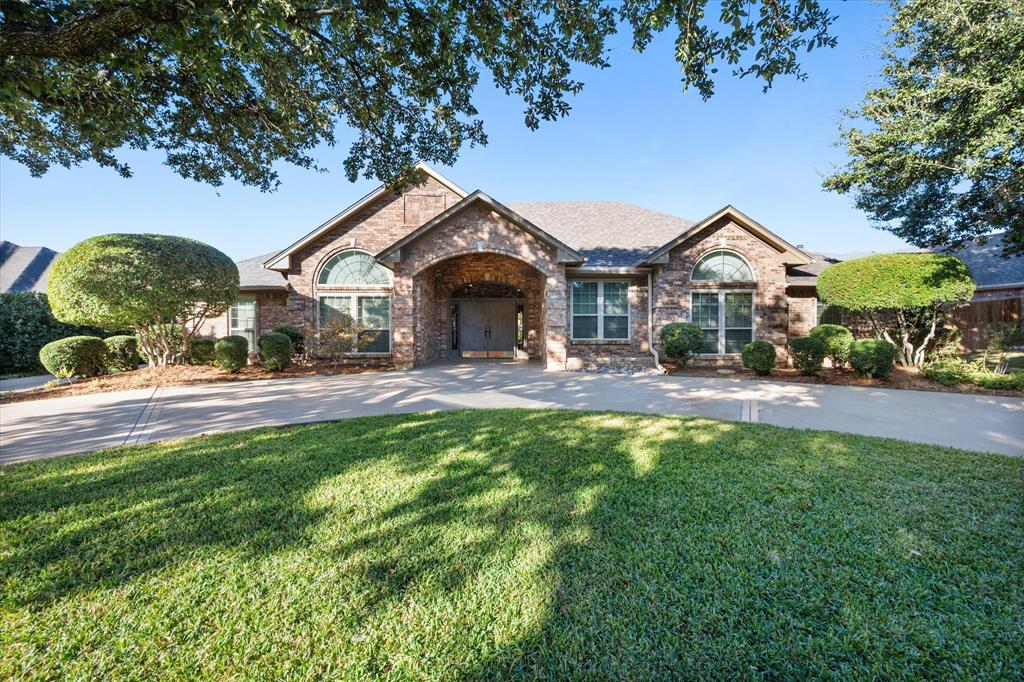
[2,410,1022,680]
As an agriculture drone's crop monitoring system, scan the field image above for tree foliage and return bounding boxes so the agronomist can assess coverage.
[0,1,836,190]
[824,0,1024,255]
[47,234,238,365]
[817,253,974,367]
[0,291,108,375]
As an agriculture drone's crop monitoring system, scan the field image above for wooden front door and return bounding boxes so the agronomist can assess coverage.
[459,299,516,358]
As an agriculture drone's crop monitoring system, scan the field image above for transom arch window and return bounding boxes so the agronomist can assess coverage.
[691,249,754,282]
[318,250,391,286]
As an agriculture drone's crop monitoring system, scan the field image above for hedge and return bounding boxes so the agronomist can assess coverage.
[188,338,217,365]
[0,292,107,375]
[215,336,249,373]
[809,324,853,367]
[849,339,897,378]
[660,323,704,367]
[741,341,776,376]
[38,336,108,379]
[271,324,305,355]
[103,335,141,372]
[789,336,826,376]
[816,253,975,311]
[258,332,292,371]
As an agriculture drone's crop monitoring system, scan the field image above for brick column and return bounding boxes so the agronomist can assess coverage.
[544,268,568,370]
[391,268,415,369]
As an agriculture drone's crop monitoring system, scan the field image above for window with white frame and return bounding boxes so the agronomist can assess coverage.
[318,295,391,353]
[571,281,629,340]
[318,250,391,286]
[229,297,257,352]
[815,299,844,326]
[692,249,754,281]
[690,291,754,354]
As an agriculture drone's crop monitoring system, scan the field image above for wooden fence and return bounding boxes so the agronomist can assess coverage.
[948,297,1022,352]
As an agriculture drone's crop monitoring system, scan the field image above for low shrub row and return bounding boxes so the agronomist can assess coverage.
[922,358,1024,391]
[187,331,295,373]
[0,292,110,375]
[38,335,142,379]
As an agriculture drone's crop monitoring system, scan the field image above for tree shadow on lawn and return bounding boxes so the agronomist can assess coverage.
[1,410,1022,679]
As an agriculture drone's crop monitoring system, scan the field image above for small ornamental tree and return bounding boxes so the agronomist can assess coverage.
[659,323,704,368]
[816,253,974,367]
[47,234,238,366]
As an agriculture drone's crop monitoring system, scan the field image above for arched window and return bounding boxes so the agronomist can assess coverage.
[692,250,754,281]
[318,251,390,286]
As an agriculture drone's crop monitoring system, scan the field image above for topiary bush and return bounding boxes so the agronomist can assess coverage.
[809,324,853,368]
[271,324,305,356]
[38,336,108,379]
[660,323,704,367]
[103,335,141,372]
[789,336,826,375]
[741,341,776,376]
[849,339,897,378]
[0,292,108,375]
[188,338,216,365]
[214,335,249,373]
[258,332,292,371]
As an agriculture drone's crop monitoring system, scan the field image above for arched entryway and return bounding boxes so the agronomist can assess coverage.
[448,282,526,359]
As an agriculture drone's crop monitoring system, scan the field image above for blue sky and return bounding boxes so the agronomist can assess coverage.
[0,1,906,261]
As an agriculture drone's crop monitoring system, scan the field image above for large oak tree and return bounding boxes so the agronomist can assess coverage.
[1,1,836,190]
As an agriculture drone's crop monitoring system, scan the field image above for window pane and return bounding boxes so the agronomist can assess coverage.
[817,300,843,326]
[725,293,752,327]
[358,296,390,330]
[602,282,628,316]
[725,329,753,354]
[701,329,719,354]
[319,296,352,327]
[573,315,598,339]
[692,292,719,329]
[358,330,390,353]
[318,251,390,286]
[692,250,753,281]
[603,315,628,339]
[230,298,256,352]
[571,281,598,315]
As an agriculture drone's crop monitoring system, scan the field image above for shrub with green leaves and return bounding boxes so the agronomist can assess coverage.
[0,292,107,375]
[258,332,292,371]
[789,336,826,375]
[271,324,305,355]
[741,341,776,376]
[38,336,108,379]
[660,323,704,367]
[214,336,249,372]
[809,324,853,368]
[849,339,897,378]
[188,338,216,365]
[922,357,1024,392]
[103,335,141,372]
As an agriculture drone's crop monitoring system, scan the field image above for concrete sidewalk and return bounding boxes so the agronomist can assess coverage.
[1,362,1021,464]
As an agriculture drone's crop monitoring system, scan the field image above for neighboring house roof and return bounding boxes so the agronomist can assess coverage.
[264,162,468,271]
[785,252,839,286]
[0,241,59,294]
[377,191,585,265]
[237,252,288,290]
[508,201,694,268]
[636,205,811,267]
[937,233,1024,290]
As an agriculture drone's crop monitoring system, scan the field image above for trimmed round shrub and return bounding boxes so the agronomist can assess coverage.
[188,338,217,365]
[214,335,249,373]
[660,323,704,367]
[741,341,776,376]
[0,292,109,375]
[849,339,897,378]
[38,336,108,379]
[789,336,826,376]
[809,324,853,368]
[271,324,305,355]
[258,332,292,371]
[103,335,141,372]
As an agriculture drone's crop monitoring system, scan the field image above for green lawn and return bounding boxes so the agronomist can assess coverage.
[2,411,1022,680]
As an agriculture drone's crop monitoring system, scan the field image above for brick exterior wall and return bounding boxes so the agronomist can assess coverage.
[786,286,817,339]
[650,218,791,365]
[197,290,289,341]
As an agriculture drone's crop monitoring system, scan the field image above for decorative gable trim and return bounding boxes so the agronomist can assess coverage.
[375,191,585,265]
[263,162,468,271]
[635,205,811,267]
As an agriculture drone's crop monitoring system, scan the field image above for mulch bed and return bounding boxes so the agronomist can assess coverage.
[665,363,1023,398]
[0,363,395,405]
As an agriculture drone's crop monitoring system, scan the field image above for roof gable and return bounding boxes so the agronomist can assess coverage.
[636,205,811,266]
[376,191,584,264]
[264,162,467,271]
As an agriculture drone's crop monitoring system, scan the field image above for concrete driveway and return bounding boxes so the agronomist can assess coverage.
[1,361,1021,464]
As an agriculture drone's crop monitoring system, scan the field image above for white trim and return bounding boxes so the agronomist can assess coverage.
[569,280,631,341]
[690,248,757,283]
[690,289,755,355]
[974,282,1024,291]
[316,293,392,354]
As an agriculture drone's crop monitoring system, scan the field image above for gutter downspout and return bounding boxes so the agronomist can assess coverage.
[648,271,665,374]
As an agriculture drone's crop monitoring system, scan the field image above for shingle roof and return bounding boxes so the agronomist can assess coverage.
[785,252,838,286]
[0,241,59,294]
[237,252,288,289]
[508,201,694,267]
[938,233,1024,289]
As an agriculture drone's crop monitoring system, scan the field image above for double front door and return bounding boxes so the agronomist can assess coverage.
[457,299,517,359]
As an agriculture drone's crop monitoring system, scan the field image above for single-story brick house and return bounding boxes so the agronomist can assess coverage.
[199,163,843,370]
